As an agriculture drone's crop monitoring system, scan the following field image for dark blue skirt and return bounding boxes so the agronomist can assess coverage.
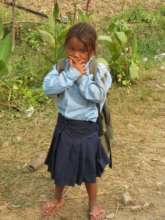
[45,113,110,187]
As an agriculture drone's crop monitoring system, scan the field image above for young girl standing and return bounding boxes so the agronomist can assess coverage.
[42,22,112,220]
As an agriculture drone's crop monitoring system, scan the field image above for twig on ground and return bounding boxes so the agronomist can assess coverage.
[1,1,48,18]
[114,202,119,218]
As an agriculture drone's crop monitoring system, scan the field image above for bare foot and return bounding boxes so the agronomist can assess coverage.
[42,198,64,217]
[89,205,106,220]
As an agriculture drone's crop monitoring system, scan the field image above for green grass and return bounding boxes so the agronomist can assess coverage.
[102,6,165,69]
[0,5,165,112]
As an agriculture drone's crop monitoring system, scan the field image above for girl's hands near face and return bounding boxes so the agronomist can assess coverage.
[68,56,86,75]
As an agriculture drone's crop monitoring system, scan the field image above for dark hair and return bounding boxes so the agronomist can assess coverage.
[64,22,97,53]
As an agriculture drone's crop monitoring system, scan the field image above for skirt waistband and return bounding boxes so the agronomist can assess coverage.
[56,113,99,137]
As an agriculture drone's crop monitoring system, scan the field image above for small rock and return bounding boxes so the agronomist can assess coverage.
[160,159,165,164]
[11,204,22,208]
[156,181,164,191]
[106,213,115,219]
[0,113,4,118]
[160,66,165,71]
[3,141,10,147]
[127,123,135,129]
[130,205,142,211]
[155,84,164,89]
[157,191,162,195]
[16,136,22,142]
[60,15,68,23]
[143,202,151,208]
[154,53,165,60]
[143,57,148,62]
[122,192,134,206]
[25,106,34,118]
[124,184,129,190]
[38,194,47,202]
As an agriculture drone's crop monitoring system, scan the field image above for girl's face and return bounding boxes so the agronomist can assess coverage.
[66,37,93,64]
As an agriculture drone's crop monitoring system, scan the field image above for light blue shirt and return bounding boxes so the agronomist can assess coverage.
[43,59,112,122]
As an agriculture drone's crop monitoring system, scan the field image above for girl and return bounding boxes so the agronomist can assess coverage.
[42,22,112,220]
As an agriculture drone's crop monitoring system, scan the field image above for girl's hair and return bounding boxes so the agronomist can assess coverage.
[64,22,97,53]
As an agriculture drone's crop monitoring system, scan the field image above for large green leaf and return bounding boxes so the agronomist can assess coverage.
[98,35,112,43]
[0,60,8,75]
[0,19,4,40]
[96,57,109,66]
[108,22,116,32]
[0,34,12,63]
[77,10,90,22]
[39,30,55,48]
[132,34,138,60]
[129,61,139,80]
[108,41,122,60]
[48,14,55,34]
[115,31,127,44]
[53,1,60,20]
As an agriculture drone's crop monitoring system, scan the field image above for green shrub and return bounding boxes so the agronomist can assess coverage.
[99,20,139,86]
[0,18,12,75]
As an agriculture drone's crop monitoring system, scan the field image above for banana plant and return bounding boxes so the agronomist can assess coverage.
[0,19,12,75]
[38,1,90,63]
[98,20,139,86]
[38,1,70,63]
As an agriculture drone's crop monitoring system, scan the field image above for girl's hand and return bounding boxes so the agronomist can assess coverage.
[68,56,86,75]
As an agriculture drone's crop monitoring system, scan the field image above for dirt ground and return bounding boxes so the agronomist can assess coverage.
[15,0,164,16]
[1,0,164,23]
[0,1,165,219]
[0,65,165,220]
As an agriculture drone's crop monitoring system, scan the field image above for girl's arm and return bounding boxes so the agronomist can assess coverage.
[43,65,81,97]
[77,63,112,104]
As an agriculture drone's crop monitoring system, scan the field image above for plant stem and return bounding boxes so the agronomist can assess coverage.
[86,0,91,13]
[54,0,57,61]
[72,0,78,24]
[12,0,16,51]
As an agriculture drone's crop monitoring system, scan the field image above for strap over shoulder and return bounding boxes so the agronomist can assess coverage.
[56,58,66,73]
[89,58,97,76]
[89,57,109,75]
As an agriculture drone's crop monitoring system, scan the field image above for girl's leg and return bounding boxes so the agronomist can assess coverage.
[85,182,105,220]
[42,185,65,216]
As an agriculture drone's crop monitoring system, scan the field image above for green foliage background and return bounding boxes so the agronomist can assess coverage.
[0,3,164,111]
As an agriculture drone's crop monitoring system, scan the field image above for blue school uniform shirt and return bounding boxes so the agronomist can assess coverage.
[43,58,112,122]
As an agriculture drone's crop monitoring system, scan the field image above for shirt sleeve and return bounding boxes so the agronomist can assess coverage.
[43,65,81,97]
[76,63,112,106]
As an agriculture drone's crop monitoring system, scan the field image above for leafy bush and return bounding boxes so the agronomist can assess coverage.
[0,18,12,74]
[38,2,90,63]
[0,2,90,111]
[99,20,139,86]
[104,6,165,69]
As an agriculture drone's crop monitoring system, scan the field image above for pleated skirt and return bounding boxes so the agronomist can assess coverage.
[45,113,109,187]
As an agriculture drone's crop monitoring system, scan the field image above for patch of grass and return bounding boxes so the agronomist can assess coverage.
[0,5,12,23]
[102,6,165,69]
[0,4,165,112]
[0,22,52,111]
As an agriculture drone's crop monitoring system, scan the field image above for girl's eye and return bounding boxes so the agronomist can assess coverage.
[68,47,74,51]
[79,48,87,53]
